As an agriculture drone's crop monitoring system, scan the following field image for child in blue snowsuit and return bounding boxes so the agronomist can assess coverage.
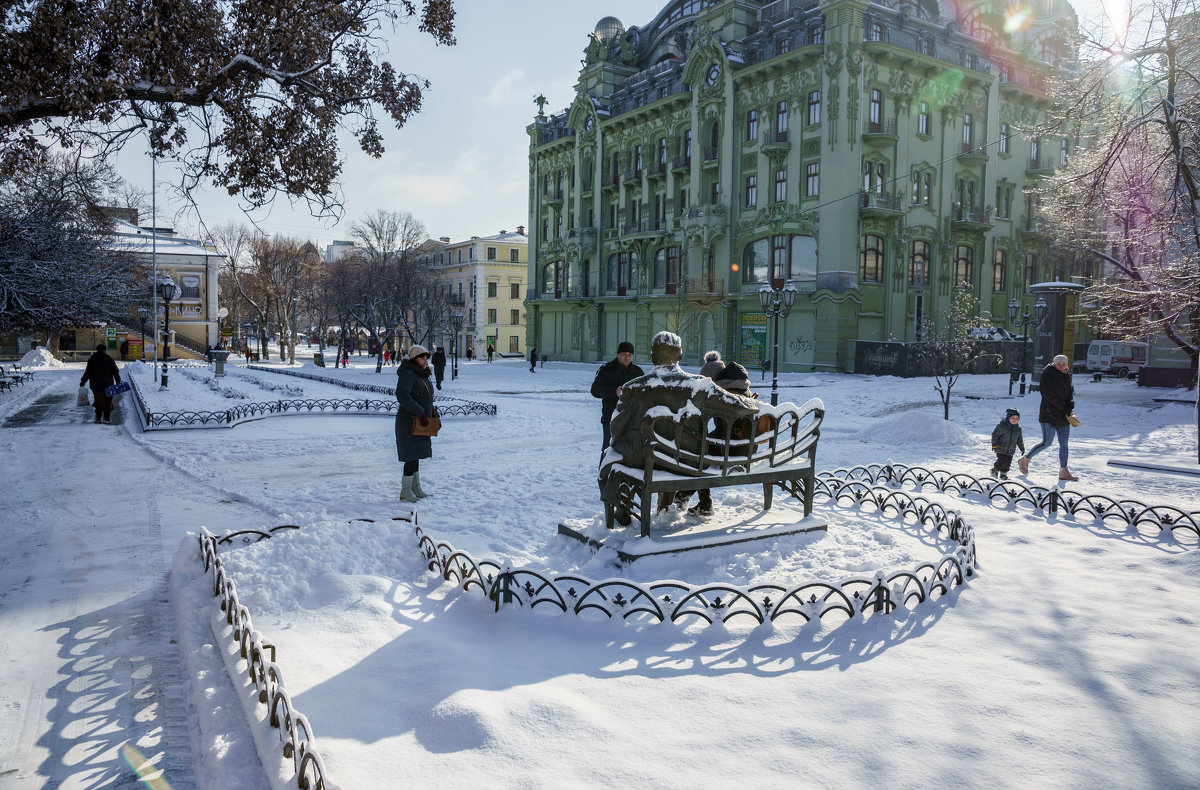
[990,407,1025,479]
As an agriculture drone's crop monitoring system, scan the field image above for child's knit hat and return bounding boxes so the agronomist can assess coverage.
[1005,408,1020,419]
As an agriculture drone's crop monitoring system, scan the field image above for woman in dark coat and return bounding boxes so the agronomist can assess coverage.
[395,345,436,501]
[1018,354,1077,480]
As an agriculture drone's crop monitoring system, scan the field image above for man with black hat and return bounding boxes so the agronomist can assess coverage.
[590,340,645,452]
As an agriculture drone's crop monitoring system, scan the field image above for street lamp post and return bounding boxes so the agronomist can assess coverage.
[1007,296,1048,395]
[156,276,177,387]
[449,311,464,380]
[758,279,798,406]
[137,306,148,360]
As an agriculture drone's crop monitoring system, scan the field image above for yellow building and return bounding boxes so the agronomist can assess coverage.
[421,228,530,359]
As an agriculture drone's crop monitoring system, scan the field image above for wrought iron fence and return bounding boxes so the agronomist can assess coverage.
[198,528,330,789]
[418,477,976,627]
[126,365,498,429]
[244,365,497,416]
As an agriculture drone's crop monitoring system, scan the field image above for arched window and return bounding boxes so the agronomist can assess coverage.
[992,249,1007,291]
[909,240,930,287]
[860,235,884,283]
[742,238,769,283]
[954,245,974,288]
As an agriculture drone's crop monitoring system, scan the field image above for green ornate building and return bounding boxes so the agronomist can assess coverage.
[526,0,1079,370]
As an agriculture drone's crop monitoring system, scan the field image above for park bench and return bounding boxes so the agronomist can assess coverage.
[601,398,824,536]
[0,365,30,389]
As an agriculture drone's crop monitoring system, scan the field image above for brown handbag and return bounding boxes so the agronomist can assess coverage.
[1066,412,1081,428]
[412,413,441,436]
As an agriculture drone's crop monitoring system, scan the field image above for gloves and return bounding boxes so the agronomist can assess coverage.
[419,416,429,427]
[991,446,997,452]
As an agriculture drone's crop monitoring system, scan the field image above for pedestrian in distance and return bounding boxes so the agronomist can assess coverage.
[591,340,645,453]
[395,345,437,502]
[1018,354,1079,481]
[529,347,538,373]
[119,339,128,361]
[431,347,447,389]
[990,408,1025,480]
[79,344,120,424]
[486,345,494,363]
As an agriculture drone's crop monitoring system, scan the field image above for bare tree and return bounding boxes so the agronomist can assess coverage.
[910,291,1001,420]
[1039,0,1200,456]
[1,0,457,217]
[345,210,428,372]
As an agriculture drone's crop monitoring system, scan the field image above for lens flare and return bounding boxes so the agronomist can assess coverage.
[1004,9,1028,33]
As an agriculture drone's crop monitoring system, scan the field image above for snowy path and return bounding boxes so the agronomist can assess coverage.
[0,372,267,788]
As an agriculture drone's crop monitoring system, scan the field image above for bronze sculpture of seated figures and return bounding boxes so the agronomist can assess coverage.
[599,331,760,515]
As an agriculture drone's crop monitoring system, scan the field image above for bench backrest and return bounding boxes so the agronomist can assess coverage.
[638,398,823,477]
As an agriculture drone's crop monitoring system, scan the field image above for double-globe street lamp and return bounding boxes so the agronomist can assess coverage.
[758,279,798,406]
[1007,296,1048,396]
[449,310,464,380]
[136,306,149,360]
[156,276,178,387]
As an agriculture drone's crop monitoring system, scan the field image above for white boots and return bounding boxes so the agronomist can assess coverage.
[400,472,431,503]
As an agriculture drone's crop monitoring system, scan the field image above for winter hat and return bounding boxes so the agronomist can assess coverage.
[699,350,724,380]
[408,345,430,360]
[715,361,751,393]
[1005,408,1020,419]
[617,341,635,355]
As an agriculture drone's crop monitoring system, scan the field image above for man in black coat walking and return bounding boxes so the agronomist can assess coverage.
[80,344,121,423]
[590,340,645,452]
[431,347,447,389]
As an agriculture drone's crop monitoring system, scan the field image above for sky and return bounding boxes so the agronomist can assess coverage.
[111,0,1125,250]
[2,345,1196,788]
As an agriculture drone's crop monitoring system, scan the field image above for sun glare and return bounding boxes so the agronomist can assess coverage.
[1004,9,1028,33]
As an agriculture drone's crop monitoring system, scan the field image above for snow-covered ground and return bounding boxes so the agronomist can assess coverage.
[1,346,1197,789]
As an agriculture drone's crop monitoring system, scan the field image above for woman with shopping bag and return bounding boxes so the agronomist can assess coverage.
[394,345,439,502]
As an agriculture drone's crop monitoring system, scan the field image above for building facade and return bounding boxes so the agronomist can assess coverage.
[420,229,530,359]
[527,0,1081,370]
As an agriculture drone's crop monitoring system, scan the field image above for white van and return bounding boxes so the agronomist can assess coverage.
[1085,341,1148,377]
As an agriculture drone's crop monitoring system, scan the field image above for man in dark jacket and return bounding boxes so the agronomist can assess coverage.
[1018,354,1077,480]
[80,344,121,423]
[430,347,447,389]
[590,341,645,452]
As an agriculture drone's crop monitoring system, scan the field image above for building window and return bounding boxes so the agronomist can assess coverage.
[746,109,758,141]
[807,90,821,125]
[1060,138,1069,167]
[745,174,757,207]
[487,308,498,324]
[654,246,682,290]
[809,25,823,44]
[742,235,817,283]
[1031,136,1041,166]
[918,101,930,136]
[607,251,636,293]
[996,184,1012,218]
[510,282,520,299]
[510,248,520,262]
[487,246,497,261]
[962,113,974,149]
[709,122,719,152]
[1025,254,1037,289]
[992,250,1007,291]
[487,281,498,298]
[954,245,974,288]
[911,169,933,205]
[510,309,520,325]
[180,275,200,299]
[869,89,882,132]
[658,136,668,166]
[634,144,643,175]
[909,240,930,287]
[683,128,692,159]
[1000,122,1011,154]
[868,20,884,41]
[541,220,548,242]
[710,181,720,204]
[805,162,819,197]
[860,235,884,283]
[509,336,519,353]
[863,160,886,193]
[775,100,789,140]
[774,168,787,202]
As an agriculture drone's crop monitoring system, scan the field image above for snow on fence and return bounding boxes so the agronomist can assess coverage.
[418,473,977,626]
[843,463,1200,546]
[198,526,331,790]
[127,365,496,430]
[244,364,498,415]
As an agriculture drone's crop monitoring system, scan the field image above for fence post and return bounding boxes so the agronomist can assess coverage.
[1048,489,1059,514]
